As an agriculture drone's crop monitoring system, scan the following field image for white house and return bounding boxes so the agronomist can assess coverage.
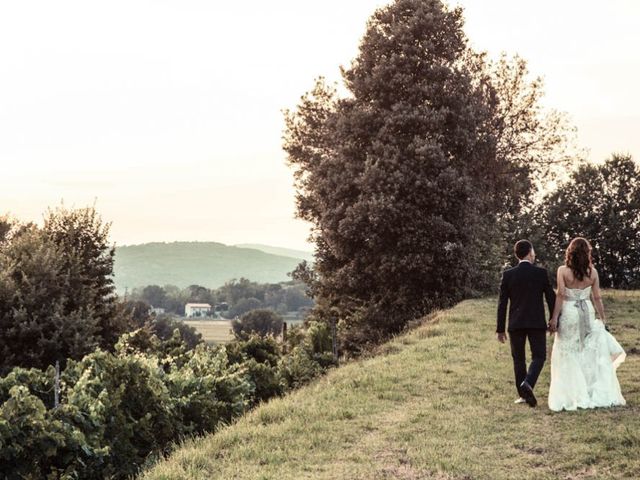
[185,303,212,318]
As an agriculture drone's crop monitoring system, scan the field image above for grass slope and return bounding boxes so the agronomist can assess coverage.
[113,242,303,293]
[141,292,640,480]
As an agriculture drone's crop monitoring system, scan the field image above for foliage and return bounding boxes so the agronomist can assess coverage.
[128,280,313,319]
[0,311,336,478]
[163,344,254,437]
[141,285,168,308]
[282,0,579,353]
[150,314,203,350]
[43,206,126,349]
[227,297,263,319]
[0,205,133,374]
[232,309,284,340]
[277,346,324,390]
[225,334,284,405]
[302,320,337,369]
[0,227,101,373]
[120,299,154,328]
[535,154,640,288]
[0,341,253,478]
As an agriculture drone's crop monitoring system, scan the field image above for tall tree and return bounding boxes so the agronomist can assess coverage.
[283,0,578,352]
[0,206,130,373]
[43,205,125,349]
[0,227,101,372]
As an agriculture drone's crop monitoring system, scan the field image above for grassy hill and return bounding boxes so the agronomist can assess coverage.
[112,242,304,293]
[140,292,640,480]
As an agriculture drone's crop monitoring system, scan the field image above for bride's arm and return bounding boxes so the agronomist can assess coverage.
[549,266,565,331]
[591,268,606,323]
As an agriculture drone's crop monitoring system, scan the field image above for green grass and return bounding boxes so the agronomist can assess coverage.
[141,292,640,479]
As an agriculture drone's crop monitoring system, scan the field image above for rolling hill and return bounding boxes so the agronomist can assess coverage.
[112,241,305,293]
[234,244,314,263]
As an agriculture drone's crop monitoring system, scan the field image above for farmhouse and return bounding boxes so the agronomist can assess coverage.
[185,303,212,318]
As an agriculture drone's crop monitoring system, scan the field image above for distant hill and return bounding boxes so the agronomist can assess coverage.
[234,244,314,263]
[112,242,305,293]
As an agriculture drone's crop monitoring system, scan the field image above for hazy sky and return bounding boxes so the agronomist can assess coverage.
[1,1,639,251]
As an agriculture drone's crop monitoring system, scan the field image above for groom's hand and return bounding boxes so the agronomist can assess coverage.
[548,318,558,333]
[496,332,507,343]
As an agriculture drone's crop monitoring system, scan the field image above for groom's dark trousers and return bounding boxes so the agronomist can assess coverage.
[497,261,556,393]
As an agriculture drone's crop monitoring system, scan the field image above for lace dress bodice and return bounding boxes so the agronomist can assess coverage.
[564,285,592,301]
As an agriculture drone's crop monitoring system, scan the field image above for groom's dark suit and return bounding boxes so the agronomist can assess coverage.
[497,260,556,394]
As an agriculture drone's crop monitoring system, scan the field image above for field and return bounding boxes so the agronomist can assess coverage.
[184,318,306,344]
[183,320,235,344]
[142,291,640,479]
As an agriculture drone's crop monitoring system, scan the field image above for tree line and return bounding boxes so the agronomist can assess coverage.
[129,278,314,318]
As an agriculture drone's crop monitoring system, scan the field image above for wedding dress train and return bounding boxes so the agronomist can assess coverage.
[548,286,626,412]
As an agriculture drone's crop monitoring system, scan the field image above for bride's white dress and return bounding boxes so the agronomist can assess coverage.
[548,286,626,411]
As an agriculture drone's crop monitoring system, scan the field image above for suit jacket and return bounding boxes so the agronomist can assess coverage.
[496,261,556,333]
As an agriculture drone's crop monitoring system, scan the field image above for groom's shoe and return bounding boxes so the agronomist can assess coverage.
[519,380,537,407]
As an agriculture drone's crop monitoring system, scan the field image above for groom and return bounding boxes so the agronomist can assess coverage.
[496,240,556,407]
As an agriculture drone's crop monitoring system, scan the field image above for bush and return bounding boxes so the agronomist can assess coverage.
[0,310,338,478]
[0,385,91,479]
[165,344,253,436]
[277,346,324,390]
[303,321,338,369]
[225,334,284,405]
[231,309,283,340]
[0,342,253,479]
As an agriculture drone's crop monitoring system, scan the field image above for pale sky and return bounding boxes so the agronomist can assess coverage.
[1,1,639,251]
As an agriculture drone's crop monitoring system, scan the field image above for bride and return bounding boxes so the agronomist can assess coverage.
[548,237,626,411]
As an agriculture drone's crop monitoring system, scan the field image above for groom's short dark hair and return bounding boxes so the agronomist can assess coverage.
[514,239,533,259]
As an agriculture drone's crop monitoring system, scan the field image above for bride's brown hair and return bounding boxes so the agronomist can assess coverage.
[565,237,593,281]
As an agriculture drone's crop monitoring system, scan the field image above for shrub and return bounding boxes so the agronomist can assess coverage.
[225,334,284,404]
[231,309,283,340]
[277,346,324,390]
[0,343,253,478]
[0,309,338,478]
[165,344,253,436]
